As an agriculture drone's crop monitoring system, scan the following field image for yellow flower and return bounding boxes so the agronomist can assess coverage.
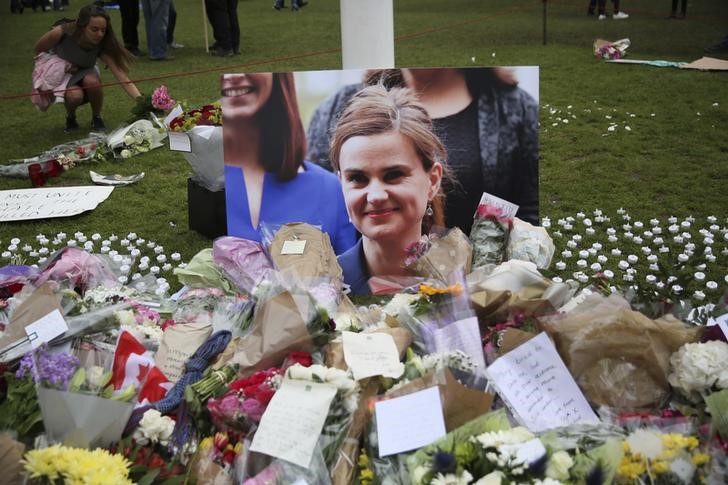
[419,283,463,296]
[622,441,630,452]
[618,459,646,480]
[692,453,711,466]
[358,451,369,467]
[234,442,244,454]
[199,436,214,451]
[652,461,669,474]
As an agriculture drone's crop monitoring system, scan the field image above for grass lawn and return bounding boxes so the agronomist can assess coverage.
[0,0,727,284]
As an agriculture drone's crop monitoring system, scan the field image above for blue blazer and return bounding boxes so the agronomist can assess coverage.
[337,238,371,296]
[224,161,357,255]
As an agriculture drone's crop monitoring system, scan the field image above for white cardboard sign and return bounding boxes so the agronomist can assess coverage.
[0,186,114,222]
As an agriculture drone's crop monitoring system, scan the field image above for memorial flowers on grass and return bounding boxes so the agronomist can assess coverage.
[168,102,223,132]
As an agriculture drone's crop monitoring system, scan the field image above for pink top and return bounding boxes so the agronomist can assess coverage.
[31,52,72,112]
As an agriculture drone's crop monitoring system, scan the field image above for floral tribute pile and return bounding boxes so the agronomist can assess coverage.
[0,207,727,484]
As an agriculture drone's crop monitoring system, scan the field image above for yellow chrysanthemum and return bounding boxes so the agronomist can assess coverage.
[199,436,214,451]
[692,453,711,466]
[358,451,369,467]
[22,446,132,485]
[622,441,630,452]
[618,460,646,480]
[652,461,669,474]
[361,469,375,480]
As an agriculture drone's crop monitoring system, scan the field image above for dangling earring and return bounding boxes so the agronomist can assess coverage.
[425,202,433,217]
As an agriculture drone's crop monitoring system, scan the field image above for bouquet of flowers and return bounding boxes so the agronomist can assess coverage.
[128,84,177,122]
[167,102,224,191]
[0,135,103,178]
[470,193,519,269]
[95,119,166,161]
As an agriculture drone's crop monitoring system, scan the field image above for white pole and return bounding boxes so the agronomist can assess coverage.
[340,0,394,69]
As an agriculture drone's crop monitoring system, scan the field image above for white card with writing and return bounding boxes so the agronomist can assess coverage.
[25,309,68,349]
[168,131,191,152]
[250,379,337,468]
[476,192,519,218]
[432,316,486,372]
[375,386,446,457]
[485,332,599,432]
[343,331,404,381]
[0,186,114,222]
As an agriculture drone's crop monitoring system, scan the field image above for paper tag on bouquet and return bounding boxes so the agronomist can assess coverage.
[485,332,599,432]
[476,192,519,219]
[25,309,68,349]
[163,104,184,128]
[281,239,307,255]
[343,331,404,380]
[168,131,191,152]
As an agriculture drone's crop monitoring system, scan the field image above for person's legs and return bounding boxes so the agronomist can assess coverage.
[205,0,233,53]
[227,0,240,54]
[597,0,606,15]
[167,0,177,45]
[64,85,84,131]
[119,0,140,51]
[612,0,620,13]
[588,0,597,15]
[143,0,171,59]
[81,72,103,118]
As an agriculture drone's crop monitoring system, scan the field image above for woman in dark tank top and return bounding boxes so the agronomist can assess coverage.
[34,4,141,132]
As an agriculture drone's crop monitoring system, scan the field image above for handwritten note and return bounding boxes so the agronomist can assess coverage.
[432,316,486,372]
[713,313,728,339]
[375,386,446,457]
[154,322,212,382]
[477,192,519,218]
[250,379,337,468]
[25,309,68,348]
[485,332,598,432]
[0,186,114,222]
[343,331,404,381]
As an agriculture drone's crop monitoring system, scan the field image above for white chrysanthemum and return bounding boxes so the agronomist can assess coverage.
[474,427,534,449]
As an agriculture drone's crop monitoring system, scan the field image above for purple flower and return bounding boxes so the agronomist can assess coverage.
[16,345,79,390]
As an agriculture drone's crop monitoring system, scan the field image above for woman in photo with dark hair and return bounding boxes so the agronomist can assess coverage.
[307,67,539,232]
[331,84,446,295]
[33,4,141,132]
[221,72,356,254]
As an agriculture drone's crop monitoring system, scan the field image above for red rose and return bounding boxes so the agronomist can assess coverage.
[222,449,236,465]
[148,453,166,469]
[285,351,312,368]
[252,387,276,406]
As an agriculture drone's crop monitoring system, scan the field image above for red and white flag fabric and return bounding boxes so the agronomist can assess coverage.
[111,330,172,407]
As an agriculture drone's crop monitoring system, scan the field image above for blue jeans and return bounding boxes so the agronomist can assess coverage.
[142,0,171,59]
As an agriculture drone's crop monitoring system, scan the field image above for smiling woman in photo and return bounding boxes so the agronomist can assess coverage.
[331,85,446,294]
[221,72,356,254]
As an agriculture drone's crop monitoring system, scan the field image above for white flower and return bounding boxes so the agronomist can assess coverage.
[546,450,574,481]
[668,341,728,401]
[133,409,175,446]
[627,430,664,460]
[431,471,473,485]
[475,427,534,449]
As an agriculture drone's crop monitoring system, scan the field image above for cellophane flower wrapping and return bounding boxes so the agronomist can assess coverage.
[469,193,519,269]
[212,237,274,295]
[184,126,224,192]
[104,119,166,159]
[506,217,555,270]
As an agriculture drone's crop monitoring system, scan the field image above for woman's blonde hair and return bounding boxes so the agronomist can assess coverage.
[330,84,447,230]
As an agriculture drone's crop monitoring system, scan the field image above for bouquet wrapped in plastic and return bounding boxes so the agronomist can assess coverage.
[469,192,519,269]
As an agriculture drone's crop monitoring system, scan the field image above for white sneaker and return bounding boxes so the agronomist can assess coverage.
[613,11,629,19]
[598,14,607,20]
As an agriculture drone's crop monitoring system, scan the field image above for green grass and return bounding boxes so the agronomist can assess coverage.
[1,0,727,269]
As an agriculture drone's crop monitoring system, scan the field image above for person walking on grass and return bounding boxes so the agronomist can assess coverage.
[33,4,141,132]
[588,0,628,20]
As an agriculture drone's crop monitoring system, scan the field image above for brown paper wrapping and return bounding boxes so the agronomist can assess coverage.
[230,291,314,375]
[387,368,494,431]
[0,435,26,485]
[330,379,380,485]
[268,223,343,281]
[191,453,233,485]
[541,294,701,409]
[155,321,213,383]
[407,228,472,280]
[325,327,412,371]
[497,328,538,357]
[0,283,63,351]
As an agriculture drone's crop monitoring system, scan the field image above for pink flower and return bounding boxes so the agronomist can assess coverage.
[241,398,265,422]
[151,85,176,111]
